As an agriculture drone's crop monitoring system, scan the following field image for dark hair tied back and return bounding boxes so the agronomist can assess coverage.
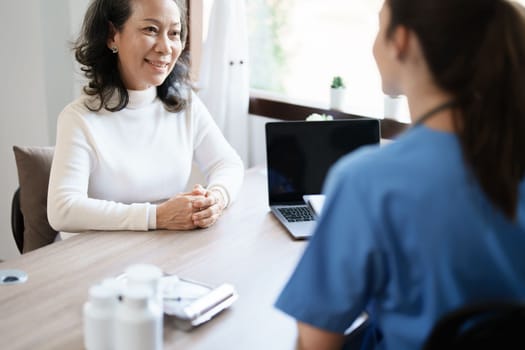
[74,0,191,113]
[387,0,525,218]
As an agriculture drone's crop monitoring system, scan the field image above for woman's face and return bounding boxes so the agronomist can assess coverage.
[108,0,183,90]
[373,1,401,96]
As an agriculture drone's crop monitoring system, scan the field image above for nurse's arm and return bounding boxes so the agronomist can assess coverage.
[296,321,345,350]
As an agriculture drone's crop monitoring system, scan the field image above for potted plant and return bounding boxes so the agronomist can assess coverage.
[384,94,403,119]
[330,76,346,110]
[306,113,334,121]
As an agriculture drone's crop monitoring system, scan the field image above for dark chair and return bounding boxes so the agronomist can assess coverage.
[11,187,24,253]
[423,301,525,350]
[12,145,57,253]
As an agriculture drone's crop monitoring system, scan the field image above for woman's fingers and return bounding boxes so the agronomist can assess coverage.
[191,196,215,210]
[192,202,222,228]
[162,189,224,229]
[157,196,199,230]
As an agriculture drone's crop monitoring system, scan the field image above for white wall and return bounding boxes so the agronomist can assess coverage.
[249,115,273,168]
[0,0,87,260]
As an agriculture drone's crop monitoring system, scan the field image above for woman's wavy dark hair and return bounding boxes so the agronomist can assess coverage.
[74,0,191,112]
[387,0,525,219]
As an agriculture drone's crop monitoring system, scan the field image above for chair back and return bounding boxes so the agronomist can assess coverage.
[423,302,525,349]
[12,145,57,253]
[11,188,24,253]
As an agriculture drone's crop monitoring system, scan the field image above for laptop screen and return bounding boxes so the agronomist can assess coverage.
[265,119,380,204]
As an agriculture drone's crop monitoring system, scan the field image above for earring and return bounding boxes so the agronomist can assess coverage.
[110,46,118,54]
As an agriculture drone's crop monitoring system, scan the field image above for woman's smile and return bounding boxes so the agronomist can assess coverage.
[145,58,170,72]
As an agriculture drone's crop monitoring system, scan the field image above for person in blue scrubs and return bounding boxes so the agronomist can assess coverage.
[275,0,525,349]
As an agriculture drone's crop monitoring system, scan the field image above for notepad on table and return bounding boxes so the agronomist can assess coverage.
[302,194,326,218]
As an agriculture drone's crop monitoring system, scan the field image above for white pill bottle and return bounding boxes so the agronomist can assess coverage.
[125,263,163,310]
[114,285,163,350]
[83,284,117,350]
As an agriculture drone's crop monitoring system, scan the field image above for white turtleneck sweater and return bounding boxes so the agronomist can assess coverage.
[47,88,244,232]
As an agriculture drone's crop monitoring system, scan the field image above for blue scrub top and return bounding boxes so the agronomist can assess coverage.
[275,126,525,349]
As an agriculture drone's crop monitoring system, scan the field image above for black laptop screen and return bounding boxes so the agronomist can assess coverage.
[265,119,380,204]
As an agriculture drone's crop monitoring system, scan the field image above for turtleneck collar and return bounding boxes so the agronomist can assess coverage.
[126,87,157,109]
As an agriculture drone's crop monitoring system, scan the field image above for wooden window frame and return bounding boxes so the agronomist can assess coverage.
[248,96,409,140]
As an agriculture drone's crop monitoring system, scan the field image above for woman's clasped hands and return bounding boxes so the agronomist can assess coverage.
[156,184,226,230]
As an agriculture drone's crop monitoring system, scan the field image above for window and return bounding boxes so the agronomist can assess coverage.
[246,0,525,122]
[199,0,525,123]
[246,0,409,122]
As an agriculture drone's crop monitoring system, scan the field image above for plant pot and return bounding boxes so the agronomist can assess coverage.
[330,88,346,110]
[383,95,402,119]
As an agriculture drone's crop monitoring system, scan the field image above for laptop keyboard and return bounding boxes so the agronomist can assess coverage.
[278,206,315,222]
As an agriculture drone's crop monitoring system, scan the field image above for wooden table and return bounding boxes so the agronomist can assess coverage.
[0,167,307,350]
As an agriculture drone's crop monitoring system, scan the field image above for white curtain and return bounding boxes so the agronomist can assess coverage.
[198,0,250,164]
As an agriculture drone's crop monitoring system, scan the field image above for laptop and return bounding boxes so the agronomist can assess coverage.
[265,119,380,239]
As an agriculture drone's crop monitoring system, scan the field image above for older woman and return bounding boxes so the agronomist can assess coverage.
[48,0,244,234]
